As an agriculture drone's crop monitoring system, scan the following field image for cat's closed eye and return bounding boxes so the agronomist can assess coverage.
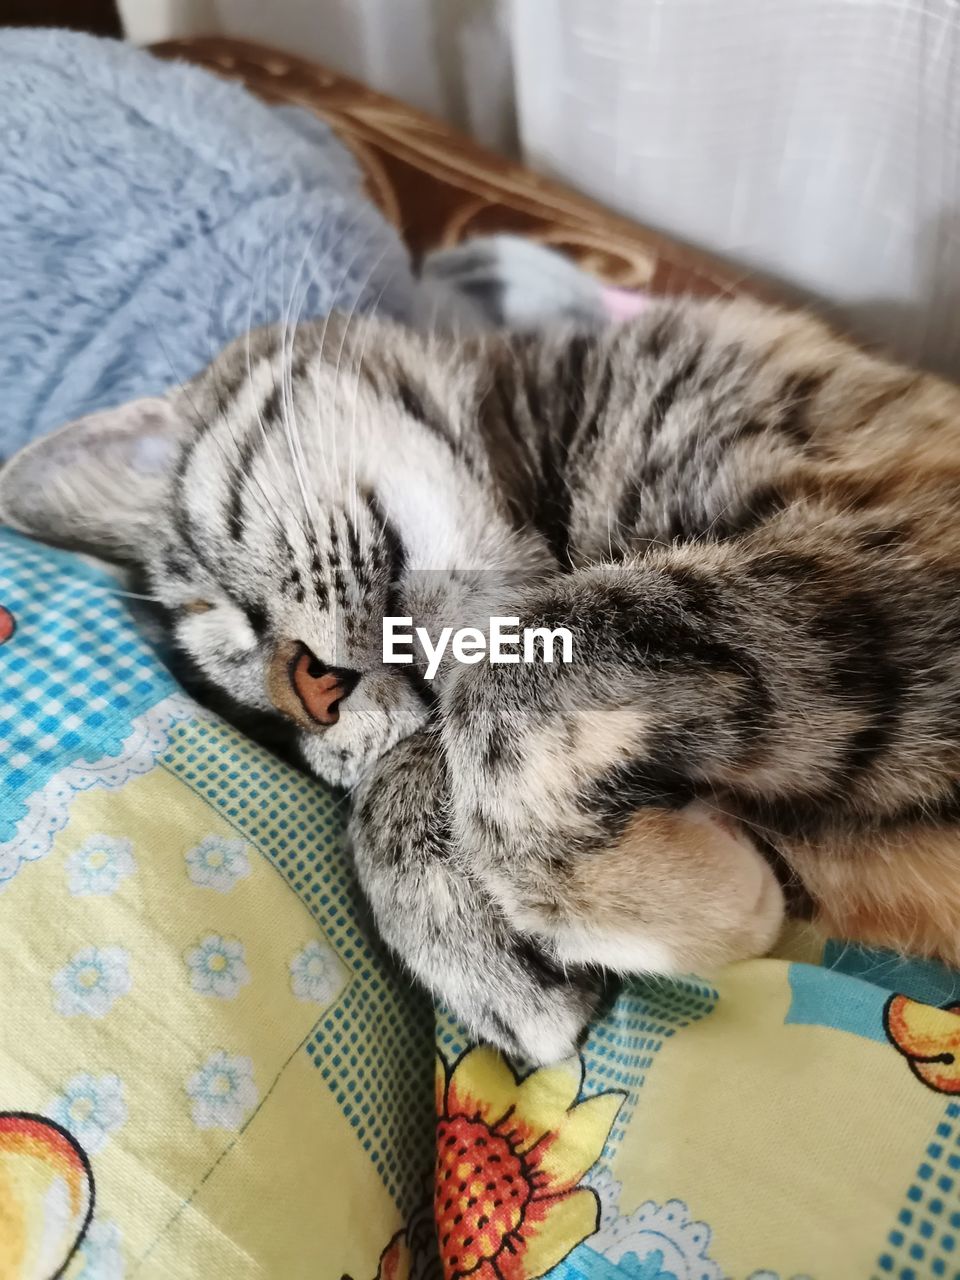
[183,599,214,615]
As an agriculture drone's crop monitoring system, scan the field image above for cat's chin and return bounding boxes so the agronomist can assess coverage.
[299,741,362,791]
[297,699,430,791]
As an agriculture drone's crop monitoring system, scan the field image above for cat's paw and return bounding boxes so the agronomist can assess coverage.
[349,730,604,1064]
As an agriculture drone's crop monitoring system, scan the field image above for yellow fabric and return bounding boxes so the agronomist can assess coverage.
[6,721,956,1280]
[0,716,422,1280]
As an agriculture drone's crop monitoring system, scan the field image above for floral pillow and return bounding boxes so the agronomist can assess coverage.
[0,528,428,1278]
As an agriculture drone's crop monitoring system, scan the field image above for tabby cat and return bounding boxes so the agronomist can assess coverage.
[4,286,960,1063]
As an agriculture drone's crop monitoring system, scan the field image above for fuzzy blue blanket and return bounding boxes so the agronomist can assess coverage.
[0,29,415,457]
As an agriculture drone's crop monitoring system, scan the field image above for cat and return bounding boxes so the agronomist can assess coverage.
[4,288,960,1064]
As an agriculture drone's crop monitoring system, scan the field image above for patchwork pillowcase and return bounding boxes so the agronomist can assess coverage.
[0,527,433,1278]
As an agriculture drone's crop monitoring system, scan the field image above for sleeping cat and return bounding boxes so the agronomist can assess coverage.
[3,290,960,1063]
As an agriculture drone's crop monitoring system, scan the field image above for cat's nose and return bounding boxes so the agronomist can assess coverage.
[291,647,361,726]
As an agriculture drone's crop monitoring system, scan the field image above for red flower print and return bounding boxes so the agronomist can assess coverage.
[434,1046,622,1280]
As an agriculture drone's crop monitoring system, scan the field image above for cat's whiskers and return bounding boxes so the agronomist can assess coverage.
[279,209,368,526]
[279,212,393,543]
[280,214,351,504]
[238,229,315,546]
[346,263,407,536]
[308,208,384,499]
[328,244,397,531]
[275,222,326,555]
[292,214,388,538]
[273,231,310,541]
[104,588,165,603]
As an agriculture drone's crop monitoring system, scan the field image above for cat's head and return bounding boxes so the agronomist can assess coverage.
[0,315,553,787]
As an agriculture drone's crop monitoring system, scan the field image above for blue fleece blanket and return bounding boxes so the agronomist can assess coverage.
[0,29,415,457]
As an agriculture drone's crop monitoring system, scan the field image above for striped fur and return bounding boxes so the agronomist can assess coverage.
[5,294,960,1061]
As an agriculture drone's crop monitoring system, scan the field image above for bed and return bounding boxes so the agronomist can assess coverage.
[1,34,954,1280]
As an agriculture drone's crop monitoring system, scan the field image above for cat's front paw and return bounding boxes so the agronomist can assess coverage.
[349,730,605,1064]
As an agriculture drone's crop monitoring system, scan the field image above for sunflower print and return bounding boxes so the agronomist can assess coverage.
[433,1046,623,1280]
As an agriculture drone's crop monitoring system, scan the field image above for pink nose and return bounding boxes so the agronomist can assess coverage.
[265,643,361,730]
[290,650,360,726]
[292,653,345,725]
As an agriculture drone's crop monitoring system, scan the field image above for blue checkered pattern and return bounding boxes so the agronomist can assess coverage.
[0,529,177,845]
[878,1101,960,1279]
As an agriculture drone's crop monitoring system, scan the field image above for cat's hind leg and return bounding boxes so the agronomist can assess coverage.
[438,568,786,978]
[418,235,634,332]
[509,800,786,977]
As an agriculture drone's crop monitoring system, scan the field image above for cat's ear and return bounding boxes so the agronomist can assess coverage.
[0,397,190,561]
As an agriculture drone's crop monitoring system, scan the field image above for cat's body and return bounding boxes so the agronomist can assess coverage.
[5,290,960,1062]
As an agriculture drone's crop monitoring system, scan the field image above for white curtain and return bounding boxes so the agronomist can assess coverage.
[511,0,960,375]
[121,0,518,152]
[125,0,960,373]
